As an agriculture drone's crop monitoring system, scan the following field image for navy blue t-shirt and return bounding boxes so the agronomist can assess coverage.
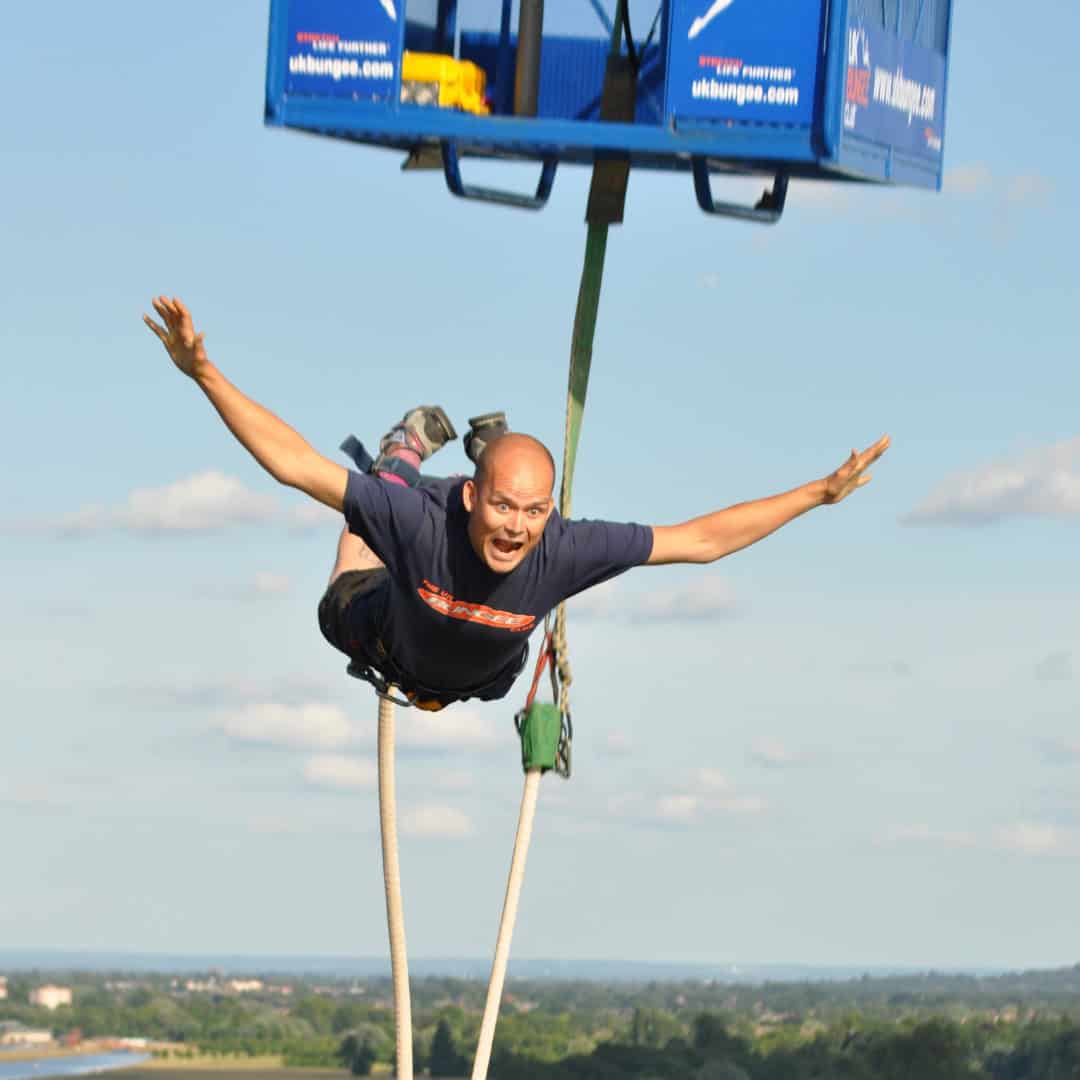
[342,472,653,694]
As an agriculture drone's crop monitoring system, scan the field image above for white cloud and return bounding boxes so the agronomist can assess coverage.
[248,816,308,835]
[1034,651,1073,682]
[111,676,330,710]
[57,471,279,535]
[747,738,809,768]
[1045,736,1080,761]
[570,576,737,622]
[1005,173,1053,205]
[0,783,67,810]
[402,804,473,837]
[656,794,702,824]
[714,793,768,814]
[651,771,767,828]
[216,703,353,750]
[943,163,993,195]
[877,822,1080,856]
[878,824,976,849]
[849,659,913,678]
[903,439,1080,525]
[433,771,475,792]
[940,162,1051,205]
[598,732,633,759]
[635,576,737,620]
[288,501,341,530]
[994,822,1078,857]
[396,709,504,752]
[568,579,617,618]
[694,769,732,792]
[20,472,341,537]
[251,571,292,595]
[303,754,377,790]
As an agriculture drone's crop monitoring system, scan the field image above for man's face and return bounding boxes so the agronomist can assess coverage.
[463,443,554,574]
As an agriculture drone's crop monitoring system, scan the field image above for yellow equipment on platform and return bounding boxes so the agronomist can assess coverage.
[400,52,490,116]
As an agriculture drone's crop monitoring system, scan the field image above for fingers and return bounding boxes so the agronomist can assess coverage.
[151,295,189,333]
[152,296,177,333]
[856,434,890,471]
[864,434,890,459]
[143,313,168,343]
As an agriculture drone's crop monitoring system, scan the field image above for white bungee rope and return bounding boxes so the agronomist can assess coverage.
[471,767,542,1080]
[377,691,543,1080]
[377,692,413,1080]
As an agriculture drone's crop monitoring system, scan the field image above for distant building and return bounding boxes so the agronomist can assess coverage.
[0,975,7,1000]
[226,979,264,994]
[30,985,73,1010]
[0,1022,53,1047]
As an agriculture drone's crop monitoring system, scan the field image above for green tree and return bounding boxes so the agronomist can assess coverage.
[692,1014,750,1062]
[338,1033,377,1077]
[696,1063,750,1080]
[631,1007,686,1049]
[430,1018,468,1077]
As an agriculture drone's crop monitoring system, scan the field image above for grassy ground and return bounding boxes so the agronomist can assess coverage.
[124,1068,346,1079]
[137,1058,291,1072]
[0,1049,87,1063]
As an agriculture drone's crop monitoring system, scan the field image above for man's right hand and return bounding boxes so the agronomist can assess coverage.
[144,296,210,380]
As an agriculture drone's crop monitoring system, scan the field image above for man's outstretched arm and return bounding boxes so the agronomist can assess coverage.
[144,296,348,512]
[646,435,890,565]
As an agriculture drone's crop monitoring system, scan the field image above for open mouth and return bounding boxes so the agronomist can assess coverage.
[491,538,524,558]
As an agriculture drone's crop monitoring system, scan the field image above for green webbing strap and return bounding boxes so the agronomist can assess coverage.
[549,0,629,730]
[561,0,626,513]
[551,221,611,723]
[540,0,630,751]
[559,222,609,519]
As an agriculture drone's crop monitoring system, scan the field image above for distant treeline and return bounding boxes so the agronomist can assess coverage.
[2,968,1080,1077]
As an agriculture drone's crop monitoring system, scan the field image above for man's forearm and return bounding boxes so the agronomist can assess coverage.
[194,361,319,488]
[693,479,826,562]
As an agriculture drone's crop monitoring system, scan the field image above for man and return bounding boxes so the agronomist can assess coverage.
[144,296,889,710]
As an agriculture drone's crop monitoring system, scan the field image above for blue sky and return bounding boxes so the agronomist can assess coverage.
[2,0,1078,972]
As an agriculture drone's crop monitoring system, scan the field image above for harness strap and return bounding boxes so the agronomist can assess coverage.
[348,641,529,712]
[340,434,374,472]
[371,454,421,486]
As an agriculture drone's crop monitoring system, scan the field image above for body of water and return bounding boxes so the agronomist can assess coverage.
[0,1054,150,1080]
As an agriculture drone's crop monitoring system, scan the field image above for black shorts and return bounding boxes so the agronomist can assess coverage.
[317,568,390,670]
[317,569,528,707]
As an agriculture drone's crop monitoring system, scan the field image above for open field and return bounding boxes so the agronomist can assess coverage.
[124,1069,346,1080]
[136,1060,294,1073]
[0,1050,92,1064]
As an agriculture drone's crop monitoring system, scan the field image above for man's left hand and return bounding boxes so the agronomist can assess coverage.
[822,434,890,505]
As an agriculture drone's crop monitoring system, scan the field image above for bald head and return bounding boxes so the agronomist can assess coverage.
[463,433,557,574]
[473,432,556,496]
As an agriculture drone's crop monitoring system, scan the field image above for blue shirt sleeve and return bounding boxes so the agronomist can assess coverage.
[552,518,654,600]
[342,470,431,576]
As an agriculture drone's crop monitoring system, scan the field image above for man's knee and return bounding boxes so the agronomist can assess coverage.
[318,568,387,659]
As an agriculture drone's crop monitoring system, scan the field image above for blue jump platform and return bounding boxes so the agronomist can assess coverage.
[265,0,953,214]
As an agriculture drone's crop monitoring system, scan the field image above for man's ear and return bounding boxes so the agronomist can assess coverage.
[462,479,476,512]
